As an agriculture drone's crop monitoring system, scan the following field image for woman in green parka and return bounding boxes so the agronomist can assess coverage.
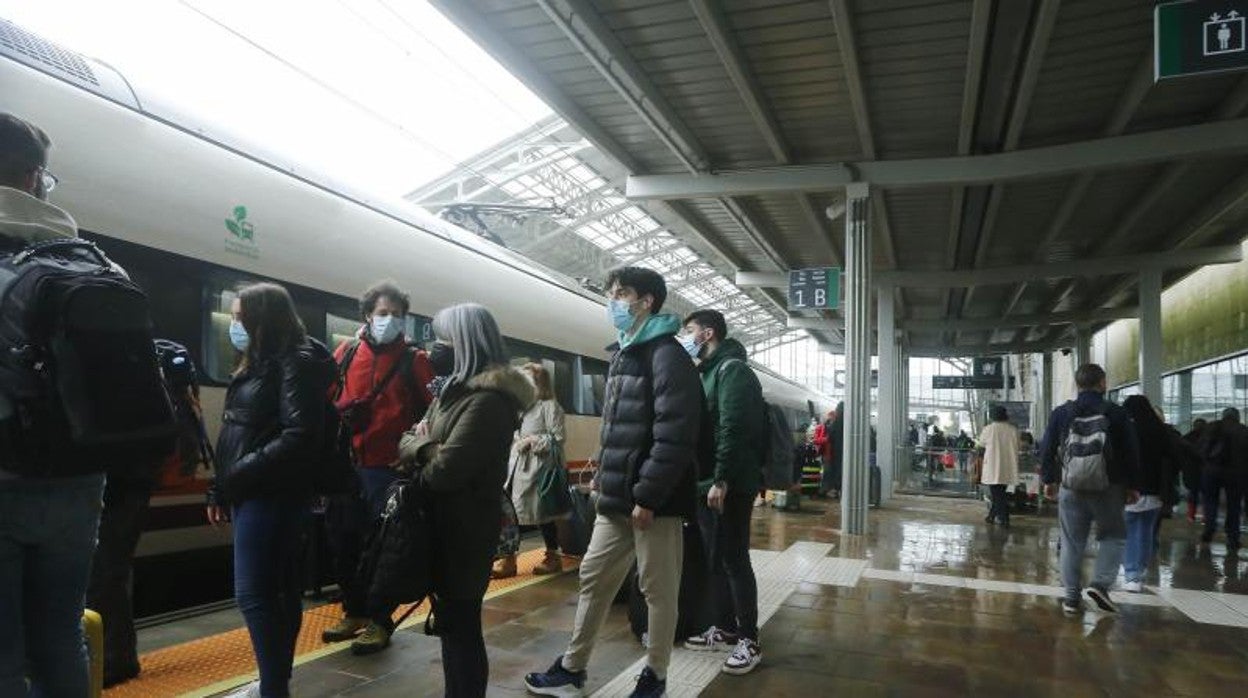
[398,303,534,698]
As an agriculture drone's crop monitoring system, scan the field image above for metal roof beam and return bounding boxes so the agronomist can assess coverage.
[875,245,1241,287]
[908,340,1058,358]
[903,308,1138,333]
[625,118,1248,199]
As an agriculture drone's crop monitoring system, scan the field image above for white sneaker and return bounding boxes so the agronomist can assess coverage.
[683,626,738,652]
[221,681,260,698]
[722,638,762,675]
[1122,581,1144,593]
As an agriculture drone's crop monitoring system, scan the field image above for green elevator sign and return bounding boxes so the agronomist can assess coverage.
[787,267,840,311]
[1156,1,1248,80]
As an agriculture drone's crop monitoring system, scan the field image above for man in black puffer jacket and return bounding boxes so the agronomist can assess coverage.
[526,267,702,698]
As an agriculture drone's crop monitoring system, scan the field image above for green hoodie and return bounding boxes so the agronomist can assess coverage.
[696,337,765,496]
[618,312,681,349]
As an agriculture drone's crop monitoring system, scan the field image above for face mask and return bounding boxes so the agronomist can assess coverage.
[229,319,250,352]
[608,299,636,332]
[678,334,703,359]
[370,314,402,345]
[429,342,455,377]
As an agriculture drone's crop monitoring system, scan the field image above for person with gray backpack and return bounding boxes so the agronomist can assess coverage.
[1040,364,1141,616]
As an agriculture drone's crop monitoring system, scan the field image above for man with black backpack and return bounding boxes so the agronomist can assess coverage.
[1,113,175,696]
[322,281,433,655]
[1040,364,1141,616]
[526,267,701,698]
[1199,407,1248,550]
[678,309,764,676]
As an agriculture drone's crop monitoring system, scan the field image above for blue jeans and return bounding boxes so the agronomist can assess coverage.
[1058,486,1126,602]
[233,496,310,698]
[1123,507,1162,584]
[0,473,105,698]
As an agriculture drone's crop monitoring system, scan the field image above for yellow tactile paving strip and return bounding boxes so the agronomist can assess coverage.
[106,548,573,698]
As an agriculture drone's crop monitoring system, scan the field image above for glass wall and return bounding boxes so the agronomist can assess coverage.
[1111,351,1248,432]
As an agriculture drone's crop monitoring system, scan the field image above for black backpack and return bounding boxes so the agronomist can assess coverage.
[354,478,433,611]
[0,240,176,477]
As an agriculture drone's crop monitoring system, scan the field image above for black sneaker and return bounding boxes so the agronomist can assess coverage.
[1061,599,1081,616]
[722,638,762,675]
[524,657,586,697]
[1084,586,1118,613]
[628,667,665,698]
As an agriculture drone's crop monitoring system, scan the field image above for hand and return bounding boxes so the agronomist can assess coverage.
[707,482,727,513]
[1126,489,1141,505]
[206,505,229,527]
[414,420,430,438]
[1044,483,1059,501]
[631,505,654,531]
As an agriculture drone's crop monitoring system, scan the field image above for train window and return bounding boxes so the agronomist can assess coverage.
[507,338,575,413]
[203,287,241,383]
[578,357,609,416]
[326,312,359,353]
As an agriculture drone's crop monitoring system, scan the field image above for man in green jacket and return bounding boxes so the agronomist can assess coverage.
[679,309,764,675]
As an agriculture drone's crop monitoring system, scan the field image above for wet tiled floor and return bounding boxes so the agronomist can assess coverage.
[222,492,1248,696]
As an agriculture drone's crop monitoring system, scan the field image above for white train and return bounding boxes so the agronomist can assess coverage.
[0,18,831,618]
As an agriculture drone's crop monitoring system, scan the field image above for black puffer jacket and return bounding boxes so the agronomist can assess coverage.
[596,327,702,519]
[209,338,335,505]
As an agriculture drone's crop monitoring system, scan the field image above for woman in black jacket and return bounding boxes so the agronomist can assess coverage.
[206,282,334,698]
[1121,395,1178,593]
[399,303,534,698]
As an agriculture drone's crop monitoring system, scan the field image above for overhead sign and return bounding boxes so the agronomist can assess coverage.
[932,375,1017,390]
[1156,1,1248,80]
[973,357,1003,380]
[788,267,840,311]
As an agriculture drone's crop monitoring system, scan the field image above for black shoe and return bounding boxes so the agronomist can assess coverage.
[1201,531,1214,544]
[628,666,666,698]
[103,661,140,688]
[1084,585,1118,613]
[984,515,995,525]
[525,657,587,697]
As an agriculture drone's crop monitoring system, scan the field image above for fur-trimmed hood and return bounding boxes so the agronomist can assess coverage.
[467,364,537,412]
[0,186,77,244]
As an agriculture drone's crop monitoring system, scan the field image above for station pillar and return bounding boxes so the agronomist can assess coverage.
[876,288,896,504]
[839,183,872,535]
[1073,324,1092,370]
[1139,269,1163,404]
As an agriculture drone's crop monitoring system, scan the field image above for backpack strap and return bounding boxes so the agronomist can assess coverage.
[335,338,363,400]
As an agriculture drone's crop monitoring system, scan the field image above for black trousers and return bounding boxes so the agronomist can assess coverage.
[696,492,759,640]
[86,479,153,682]
[987,484,1010,525]
[519,522,559,550]
[436,598,488,698]
[325,467,402,627]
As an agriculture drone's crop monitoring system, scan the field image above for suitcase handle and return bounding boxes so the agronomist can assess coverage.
[14,239,111,267]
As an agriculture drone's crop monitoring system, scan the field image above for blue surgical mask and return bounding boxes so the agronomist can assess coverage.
[608,299,635,332]
[370,314,402,345]
[678,334,703,359]
[228,319,250,352]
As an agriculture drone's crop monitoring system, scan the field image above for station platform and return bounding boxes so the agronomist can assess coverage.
[118,495,1248,697]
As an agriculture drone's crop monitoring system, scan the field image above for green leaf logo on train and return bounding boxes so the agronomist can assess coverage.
[224,205,259,259]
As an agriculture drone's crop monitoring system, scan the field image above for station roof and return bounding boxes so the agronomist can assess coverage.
[428,0,1248,356]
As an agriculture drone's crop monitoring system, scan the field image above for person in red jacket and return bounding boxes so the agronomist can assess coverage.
[321,281,433,655]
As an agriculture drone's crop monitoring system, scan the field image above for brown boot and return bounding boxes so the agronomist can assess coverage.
[533,549,563,576]
[490,554,517,579]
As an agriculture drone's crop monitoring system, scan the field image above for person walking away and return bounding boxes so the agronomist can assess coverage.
[494,363,569,579]
[525,267,701,698]
[819,404,845,498]
[1040,364,1141,616]
[1199,408,1248,550]
[1120,396,1180,592]
[399,304,534,698]
[0,112,110,698]
[978,406,1020,527]
[207,283,336,698]
[322,281,434,655]
[679,309,765,675]
[1182,419,1208,522]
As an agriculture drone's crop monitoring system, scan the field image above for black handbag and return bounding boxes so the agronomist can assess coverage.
[355,478,433,610]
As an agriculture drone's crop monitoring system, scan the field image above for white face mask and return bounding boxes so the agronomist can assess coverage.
[370,314,402,344]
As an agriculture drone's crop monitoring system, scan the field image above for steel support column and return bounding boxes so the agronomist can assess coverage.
[841,184,872,534]
[1039,352,1053,437]
[1073,325,1092,370]
[897,349,910,487]
[876,289,897,504]
[1139,269,1163,403]
[1177,371,1193,428]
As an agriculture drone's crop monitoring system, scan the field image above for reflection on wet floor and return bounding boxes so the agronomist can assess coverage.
[253,492,1248,696]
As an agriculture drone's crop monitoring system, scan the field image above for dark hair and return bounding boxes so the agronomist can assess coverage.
[360,280,410,318]
[1075,363,1106,390]
[604,266,667,313]
[1125,395,1168,455]
[1223,407,1241,424]
[236,282,306,373]
[0,113,49,190]
[683,309,727,340]
[990,405,1009,422]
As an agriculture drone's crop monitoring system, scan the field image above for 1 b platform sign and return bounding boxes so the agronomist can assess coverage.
[788,267,840,311]
[1156,1,1248,80]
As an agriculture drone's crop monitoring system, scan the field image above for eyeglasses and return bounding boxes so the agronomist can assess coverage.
[38,168,58,194]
